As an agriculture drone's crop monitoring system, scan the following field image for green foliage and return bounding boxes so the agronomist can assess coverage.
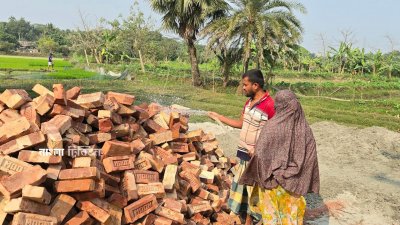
[37,36,58,54]
[0,55,71,70]
[47,69,97,79]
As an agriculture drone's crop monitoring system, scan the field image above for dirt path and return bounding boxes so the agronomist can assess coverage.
[189,121,400,225]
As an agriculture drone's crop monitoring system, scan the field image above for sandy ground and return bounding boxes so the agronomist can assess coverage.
[189,121,400,225]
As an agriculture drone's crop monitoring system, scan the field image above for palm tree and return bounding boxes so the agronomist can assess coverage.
[148,0,228,86]
[201,16,242,87]
[212,0,305,72]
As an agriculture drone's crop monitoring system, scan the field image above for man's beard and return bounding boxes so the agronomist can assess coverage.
[245,90,255,98]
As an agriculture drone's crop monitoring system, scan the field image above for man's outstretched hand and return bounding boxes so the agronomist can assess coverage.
[207,111,221,121]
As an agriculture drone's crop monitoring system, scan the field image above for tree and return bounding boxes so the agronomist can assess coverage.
[0,23,18,52]
[207,0,305,72]
[148,0,228,86]
[37,36,58,53]
[121,3,155,72]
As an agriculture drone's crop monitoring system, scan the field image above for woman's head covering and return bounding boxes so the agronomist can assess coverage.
[239,90,320,196]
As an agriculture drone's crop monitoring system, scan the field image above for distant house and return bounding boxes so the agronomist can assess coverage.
[17,40,39,53]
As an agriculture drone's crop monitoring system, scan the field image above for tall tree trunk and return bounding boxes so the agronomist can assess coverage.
[83,49,90,67]
[93,49,100,64]
[222,61,230,87]
[187,39,201,86]
[372,65,376,75]
[243,57,250,73]
[138,49,146,73]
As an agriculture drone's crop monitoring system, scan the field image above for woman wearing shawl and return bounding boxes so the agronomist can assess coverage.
[239,90,320,225]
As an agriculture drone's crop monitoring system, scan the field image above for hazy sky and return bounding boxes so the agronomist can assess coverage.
[0,0,399,53]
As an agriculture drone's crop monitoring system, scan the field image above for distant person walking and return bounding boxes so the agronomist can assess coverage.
[48,53,54,70]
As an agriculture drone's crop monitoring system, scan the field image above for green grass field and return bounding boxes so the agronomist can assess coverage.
[0,55,399,131]
[0,55,72,70]
[0,55,98,79]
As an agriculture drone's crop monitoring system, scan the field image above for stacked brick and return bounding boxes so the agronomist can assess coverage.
[0,84,242,225]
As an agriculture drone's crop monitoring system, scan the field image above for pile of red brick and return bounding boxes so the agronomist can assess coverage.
[0,84,241,225]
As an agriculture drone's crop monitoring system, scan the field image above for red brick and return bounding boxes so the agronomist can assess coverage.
[199,170,215,184]
[46,164,62,180]
[133,170,159,184]
[194,188,210,200]
[49,194,76,224]
[187,129,205,142]
[103,155,135,173]
[130,139,145,154]
[156,206,185,224]
[103,96,120,112]
[102,140,132,158]
[107,193,128,208]
[117,104,135,115]
[149,130,173,145]
[134,158,152,170]
[107,91,135,105]
[137,182,166,198]
[20,102,41,127]
[64,211,94,225]
[142,213,157,225]
[12,212,57,225]
[146,103,161,118]
[66,86,81,100]
[18,150,62,164]
[169,142,189,153]
[54,179,96,193]
[43,124,63,150]
[35,94,55,115]
[187,201,212,216]
[0,155,32,175]
[182,152,197,162]
[154,147,178,165]
[76,200,110,223]
[177,179,191,196]
[98,118,113,133]
[72,157,92,168]
[98,110,122,124]
[88,132,113,144]
[162,165,177,192]
[0,109,21,122]
[143,119,166,134]
[72,121,92,133]
[110,124,130,138]
[76,92,105,109]
[0,117,31,144]
[179,171,201,192]
[123,194,158,223]
[70,179,105,201]
[0,165,47,199]
[89,198,123,225]
[163,198,183,213]
[43,115,72,135]
[138,152,164,173]
[0,131,45,155]
[154,216,173,225]
[4,197,51,215]
[0,89,31,109]
[180,161,201,176]
[53,84,67,106]
[22,185,51,205]
[49,104,85,118]
[58,167,100,180]
[32,84,53,96]
[121,170,138,202]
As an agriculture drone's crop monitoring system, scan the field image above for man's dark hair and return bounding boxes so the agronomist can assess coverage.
[242,69,264,88]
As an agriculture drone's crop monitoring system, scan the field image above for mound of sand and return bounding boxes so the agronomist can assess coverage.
[189,121,400,225]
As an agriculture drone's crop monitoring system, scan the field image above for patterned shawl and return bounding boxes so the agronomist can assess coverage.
[239,90,320,196]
